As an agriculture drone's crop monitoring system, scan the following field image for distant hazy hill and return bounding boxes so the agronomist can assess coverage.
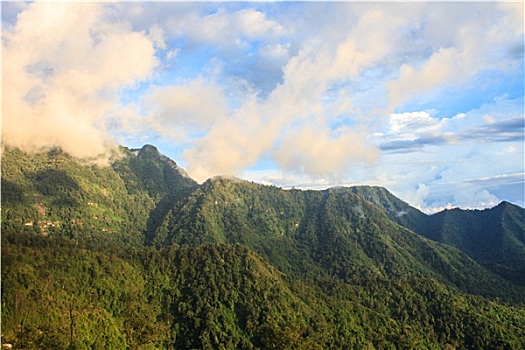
[2,145,525,349]
[345,186,525,284]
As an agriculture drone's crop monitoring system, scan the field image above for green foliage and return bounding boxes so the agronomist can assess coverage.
[158,178,525,301]
[350,186,525,285]
[2,145,525,349]
[3,234,525,349]
[1,145,196,246]
[429,203,525,284]
[1,235,146,349]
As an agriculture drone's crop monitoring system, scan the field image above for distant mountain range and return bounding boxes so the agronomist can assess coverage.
[2,144,525,349]
[347,185,525,285]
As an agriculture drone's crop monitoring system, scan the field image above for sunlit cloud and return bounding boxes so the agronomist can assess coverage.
[2,2,158,159]
[2,1,523,210]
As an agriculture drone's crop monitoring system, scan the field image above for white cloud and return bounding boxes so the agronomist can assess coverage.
[183,109,279,182]
[377,111,460,152]
[453,189,500,210]
[483,115,497,125]
[260,43,290,61]
[148,24,166,50]
[388,112,441,140]
[3,2,522,211]
[403,183,430,210]
[2,2,158,159]
[274,124,378,177]
[166,8,284,49]
[140,2,522,190]
[153,5,399,181]
[386,2,523,109]
[501,146,517,155]
[143,78,229,140]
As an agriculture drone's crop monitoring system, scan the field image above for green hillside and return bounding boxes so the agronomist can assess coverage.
[4,233,525,349]
[347,186,525,284]
[429,203,525,284]
[152,178,523,300]
[1,145,196,246]
[2,145,525,349]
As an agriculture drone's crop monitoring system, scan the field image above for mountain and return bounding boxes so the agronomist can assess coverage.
[345,186,525,284]
[1,144,196,246]
[428,202,525,284]
[148,177,523,299]
[2,237,326,349]
[2,145,525,349]
[346,185,429,233]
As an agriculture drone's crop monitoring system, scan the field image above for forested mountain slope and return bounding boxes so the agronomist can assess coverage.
[1,144,196,246]
[346,186,525,284]
[2,145,525,349]
[151,177,523,300]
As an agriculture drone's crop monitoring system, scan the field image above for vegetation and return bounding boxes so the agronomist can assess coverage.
[2,145,525,349]
[350,186,525,284]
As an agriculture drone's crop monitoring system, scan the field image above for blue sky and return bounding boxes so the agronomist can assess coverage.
[2,1,524,211]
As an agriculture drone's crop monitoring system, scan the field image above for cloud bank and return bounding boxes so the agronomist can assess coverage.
[2,2,158,159]
[2,2,523,210]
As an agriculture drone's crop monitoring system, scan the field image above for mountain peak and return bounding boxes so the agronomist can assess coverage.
[495,200,517,209]
[3,143,525,349]
[128,144,194,181]
[137,144,160,156]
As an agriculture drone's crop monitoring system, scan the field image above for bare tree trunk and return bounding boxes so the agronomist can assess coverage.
[69,300,75,348]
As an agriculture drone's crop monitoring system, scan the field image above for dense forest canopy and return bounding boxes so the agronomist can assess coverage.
[2,145,524,349]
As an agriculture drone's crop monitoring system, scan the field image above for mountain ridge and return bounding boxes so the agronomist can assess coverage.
[347,185,525,284]
[2,144,525,349]
[2,144,523,284]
